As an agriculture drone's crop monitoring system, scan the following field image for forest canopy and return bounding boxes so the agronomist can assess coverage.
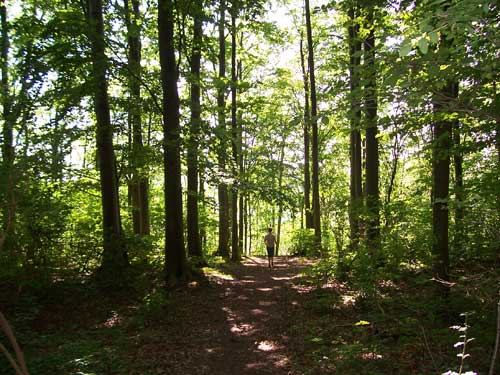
[0,0,499,371]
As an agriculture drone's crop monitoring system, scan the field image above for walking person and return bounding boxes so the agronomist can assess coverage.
[264,227,276,269]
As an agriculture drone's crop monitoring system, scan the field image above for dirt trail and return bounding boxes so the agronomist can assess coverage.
[142,256,311,375]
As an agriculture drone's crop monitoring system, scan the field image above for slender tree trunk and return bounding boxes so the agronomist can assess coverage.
[432,91,451,282]
[276,136,286,256]
[304,0,321,251]
[199,165,207,252]
[248,196,252,255]
[364,8,380,254]
[299,34,313,229]
[451,83,464,252]
[88,0,127,274]
[125,0,150,236]
[348,6,363,250]
[217,0,230,257]
[243,194,248,255]
[230,7,240,261]
[0,3,15,253]
[238,59,244,257]
[158,0,187,287]
[495,83,500,263]
[432,33,454,282]
[187,4,203,258]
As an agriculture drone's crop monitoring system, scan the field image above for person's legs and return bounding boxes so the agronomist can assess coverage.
[266,247,273,268]
[270,247,275,268]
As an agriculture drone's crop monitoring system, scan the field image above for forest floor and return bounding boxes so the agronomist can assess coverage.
[0,256,497,374]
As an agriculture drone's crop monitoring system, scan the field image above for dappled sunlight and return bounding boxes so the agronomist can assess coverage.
[96,310,122,328]
[342,295,357,306]
[230,322,255,335]
[256,287,273,292]
[271,275,301,281]
[291,284,315,294]
[203,267,235,281]
[237,279,257,284]
[360,352,383,360]
[250,308,268,316]
[257,340,277,352]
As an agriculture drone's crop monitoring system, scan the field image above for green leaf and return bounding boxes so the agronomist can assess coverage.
[429,31,439,44]
[399,43,412,57]
[418,38,429,54]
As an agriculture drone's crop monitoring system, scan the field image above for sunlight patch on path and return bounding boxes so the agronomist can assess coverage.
[271,275,301,281]
[257,340,277,352]
[256,287,273,292]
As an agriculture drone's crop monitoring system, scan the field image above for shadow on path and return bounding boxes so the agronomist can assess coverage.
[137,256,312,375]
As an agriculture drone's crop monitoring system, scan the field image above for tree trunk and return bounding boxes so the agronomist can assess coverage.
[187,4,203,258]
[276,136,286,256]
[363,8,380,254]
[199,165,207,252]
[217,0,230,257]
[125,0,150,236]
[0,3,15,253]
[238,59,244,258]
[451,83,463,253]
[299,34,313,229]
[432,47,454,283]
[230,8,240,262]
[304,0,321,251]
[495,83,500,263]
[158,0,187,287]
[348,6,363,250]
[88,0,127,274]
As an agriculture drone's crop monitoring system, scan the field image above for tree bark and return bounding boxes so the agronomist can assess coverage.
[88,0,127,274]
[432,32,454,282]
[496,83,500,263]
[304,0,321,251]
[299,34,313,230]
[187,4,203,258]
[124,0,150,236]
[451,83,463,253]
[363,8,380,254]
[0,3,15,253]
[217,0,230,257]
[276,135,286,256]
[158,0,187,287]
[348,5,363,250]
[230,6,240,261]
[237,59,244,257]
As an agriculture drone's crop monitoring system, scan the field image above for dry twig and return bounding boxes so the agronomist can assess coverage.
[0,312,29,375]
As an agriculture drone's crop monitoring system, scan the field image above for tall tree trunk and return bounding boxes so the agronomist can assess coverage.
[276,136,286,256]
[237,59,244,257]
[187,4,203,258]
[304,0,321,251]
[243,193,248,255]
[432,30,454,282]
[230,6,240,261]
[299,34,313,229]
[0,3,15,253]
[125,0,150,236]
[88,0,127,274]
[158,0,187,287]
[199,165,207,252]
[495,83,500,263]
[217,0,230,257]
[363,8,380,254]
[451,83,463,252]
[348,6,362,250]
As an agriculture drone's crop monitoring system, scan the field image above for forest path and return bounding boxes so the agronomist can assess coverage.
[142,256,313,375]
